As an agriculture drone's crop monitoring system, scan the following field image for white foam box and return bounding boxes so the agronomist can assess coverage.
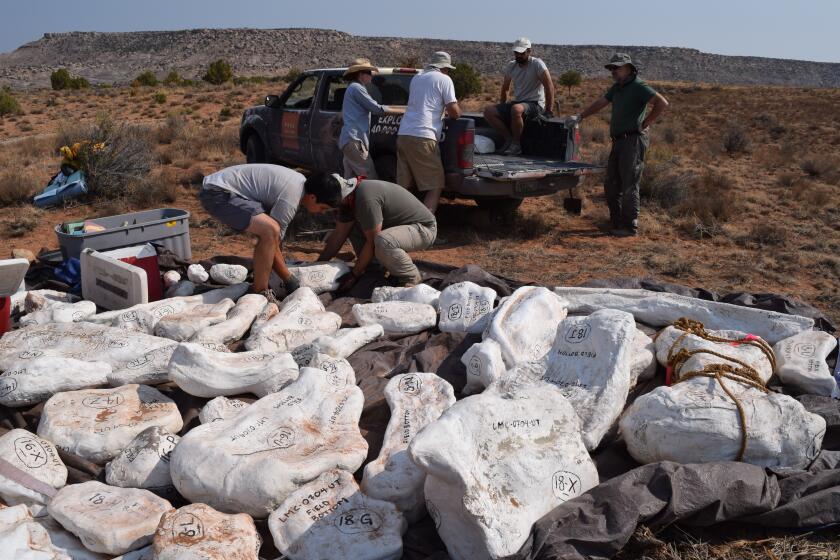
[81,246,155,310]
[0,258,29,298]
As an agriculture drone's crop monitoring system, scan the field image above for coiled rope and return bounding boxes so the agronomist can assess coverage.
[665,318,776,461]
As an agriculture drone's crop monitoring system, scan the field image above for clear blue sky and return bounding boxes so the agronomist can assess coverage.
[2,0,837,63]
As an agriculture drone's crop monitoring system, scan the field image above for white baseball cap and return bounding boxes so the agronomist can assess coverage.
[512,37,532,53]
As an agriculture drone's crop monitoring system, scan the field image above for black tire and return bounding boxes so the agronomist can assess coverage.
[474,197,524,217]
[245,135,266,164]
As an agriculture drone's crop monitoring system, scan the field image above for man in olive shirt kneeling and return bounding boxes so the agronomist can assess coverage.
[301,173,437,290]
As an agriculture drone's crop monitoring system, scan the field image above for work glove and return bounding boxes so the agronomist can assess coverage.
[566,115,581,127]
[284,274,301,294]
[335,270,361,294]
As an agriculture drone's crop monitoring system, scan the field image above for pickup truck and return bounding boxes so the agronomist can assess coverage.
[240,67,600,214]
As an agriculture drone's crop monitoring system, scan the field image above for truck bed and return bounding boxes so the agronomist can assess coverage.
[472,154,601,181]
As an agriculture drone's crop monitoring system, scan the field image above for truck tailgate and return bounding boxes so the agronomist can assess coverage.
[472,154,601,181]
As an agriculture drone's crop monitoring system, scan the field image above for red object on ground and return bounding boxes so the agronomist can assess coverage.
[101,245,163,302]
[0,296,10,336]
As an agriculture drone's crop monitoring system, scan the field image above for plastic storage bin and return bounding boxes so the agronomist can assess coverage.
[56,208,191,261]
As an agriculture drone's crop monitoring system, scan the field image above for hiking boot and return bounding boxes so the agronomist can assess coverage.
[259,288,282,306]
[503,142,523,156]
[496,138,512,154]
[392,273,423,288]
[610,228,637,238]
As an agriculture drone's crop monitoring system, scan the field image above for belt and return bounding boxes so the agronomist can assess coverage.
[611,131,641,142]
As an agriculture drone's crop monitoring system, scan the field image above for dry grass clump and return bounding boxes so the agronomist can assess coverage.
[775,172,800,188]
[786,179,835,209]
[679,172,736,221]
[1,206,42,237]
[616,525,840,560]
[0,169,42,205]
[584,122,608,144]
[128,169,179,207]
[745,222,789,247]
[799,155,836,179]
[722,125,751,155]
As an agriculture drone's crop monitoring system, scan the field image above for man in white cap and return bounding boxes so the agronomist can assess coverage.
[483,37,555,155]
[396,51,462,213]
[340,58,403,179]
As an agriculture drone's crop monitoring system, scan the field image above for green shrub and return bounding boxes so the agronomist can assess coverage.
[153,92,167,104]
[134,70,158,87]
[0,86,22,117]
[71,76,90,89]
[204,59,233,85]
[50,68,72,90]
[449,62,482,99]
[163,71,182,86]
[219,106,233,119]
[558,70,582,94]
[50,68,89,90]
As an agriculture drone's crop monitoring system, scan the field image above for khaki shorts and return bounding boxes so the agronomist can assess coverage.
[342,141,378,179]
[396,135,444,192]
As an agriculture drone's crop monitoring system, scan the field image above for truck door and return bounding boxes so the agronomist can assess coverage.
[311,74,345,175]
[271,73,319,167]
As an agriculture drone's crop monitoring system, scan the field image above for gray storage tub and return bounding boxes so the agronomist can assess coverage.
[56,208,191,260]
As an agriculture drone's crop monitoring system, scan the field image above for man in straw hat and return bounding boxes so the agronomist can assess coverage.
[396,51,462,213]
[573,53,668,237]
[340,58,403,179]
[483,37,555,155]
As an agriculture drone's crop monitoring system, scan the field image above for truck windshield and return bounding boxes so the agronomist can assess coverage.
[367,73,415,106]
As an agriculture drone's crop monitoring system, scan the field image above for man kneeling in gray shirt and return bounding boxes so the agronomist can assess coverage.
[300,173,437,291]
[199,164,304,302]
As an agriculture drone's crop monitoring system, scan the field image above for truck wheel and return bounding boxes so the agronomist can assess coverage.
[475,197,524,217]
[245,135,266,164]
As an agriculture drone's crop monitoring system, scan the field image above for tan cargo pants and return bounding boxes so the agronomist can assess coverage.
[342,141,378,179]
[349,221,437,282]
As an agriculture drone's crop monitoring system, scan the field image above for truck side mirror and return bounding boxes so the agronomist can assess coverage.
[265,95,281,108]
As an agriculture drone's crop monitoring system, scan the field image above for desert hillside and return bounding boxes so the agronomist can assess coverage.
[0,74,837,326]
[1,28,840,88]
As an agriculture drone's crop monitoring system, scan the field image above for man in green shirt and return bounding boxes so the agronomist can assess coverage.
[301,173,437,290]
[574,53,669,237]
